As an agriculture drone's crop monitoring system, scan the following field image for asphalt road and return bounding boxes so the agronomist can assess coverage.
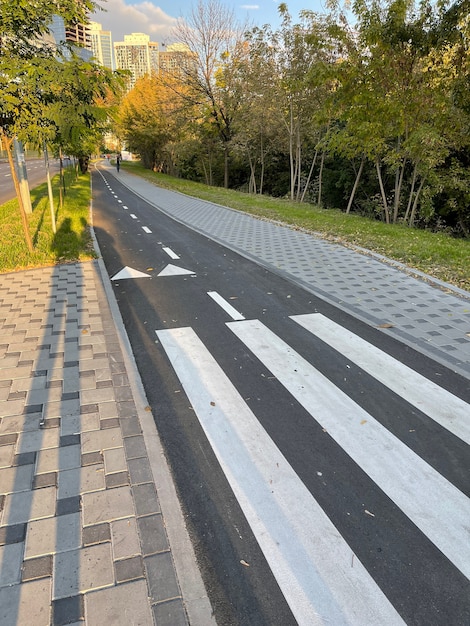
[0,158,61,205]
[91,167,470,626]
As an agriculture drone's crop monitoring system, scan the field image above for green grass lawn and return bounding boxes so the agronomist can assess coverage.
[0,167,96,273]
[1,159,469,292]
[121,161,470,292]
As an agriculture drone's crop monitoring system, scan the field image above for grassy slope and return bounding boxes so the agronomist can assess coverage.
[122,162,470,292]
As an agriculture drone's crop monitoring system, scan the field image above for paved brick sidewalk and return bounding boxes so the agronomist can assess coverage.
[0,261,213,625]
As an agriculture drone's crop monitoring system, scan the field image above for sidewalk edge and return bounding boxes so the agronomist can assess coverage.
[89,197,215,624]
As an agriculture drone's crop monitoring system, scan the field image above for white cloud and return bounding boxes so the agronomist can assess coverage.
[240,4,260,9]
[91,0,179,43]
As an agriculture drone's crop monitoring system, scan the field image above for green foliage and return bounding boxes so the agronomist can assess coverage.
[106,0,470,235]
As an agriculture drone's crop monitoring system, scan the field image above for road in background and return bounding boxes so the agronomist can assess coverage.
[91,166,470,625]
[0,158,60,205]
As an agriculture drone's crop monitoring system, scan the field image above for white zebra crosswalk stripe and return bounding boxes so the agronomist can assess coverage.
[291,313,470,444]
[156,325,405,626]
[226,319,470,580]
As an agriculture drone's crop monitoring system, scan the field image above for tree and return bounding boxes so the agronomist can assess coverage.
[172,0,248,187]
[0,0,124,245]
[116,73,193,173]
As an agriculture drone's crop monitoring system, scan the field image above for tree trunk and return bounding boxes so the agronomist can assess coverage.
[317,151,325,207]
[300,149,318,204]
[393,160,406,223]
[346,154,365,214]
[288,103,295,201]
[259,132,265,195]
[375,159,390,223]
[223,143,229,189]
[404,163,418,224]
[295,127,302,201]
[409,177,426,227]
[1,131,33,251]
[43,142,56,235]
[247,151,256,194]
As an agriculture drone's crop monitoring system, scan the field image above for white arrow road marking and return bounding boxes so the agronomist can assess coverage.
[142,226,152,233]
[157,264,195,277]
[156,326,404,626]
[227,319,470,580]
[110,266,151,280]
[163,247,180,260]
[207,291,245,320]
[291,313,470,444]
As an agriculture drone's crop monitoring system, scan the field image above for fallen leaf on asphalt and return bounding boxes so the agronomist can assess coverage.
[360,420,367,425]
[145,406,151,412]
[240,560,250,567]
[364,510,375,517]
[81,329,88,334]
[378,323,394,328]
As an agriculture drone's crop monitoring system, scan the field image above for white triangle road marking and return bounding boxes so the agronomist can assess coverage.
[157,264,195,277]
[110,266,151,281]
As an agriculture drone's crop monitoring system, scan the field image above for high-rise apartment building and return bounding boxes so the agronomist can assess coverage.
[159,43,197,77]
[88,21,113,69]
[114,33,159,90]
[49,15,92,61]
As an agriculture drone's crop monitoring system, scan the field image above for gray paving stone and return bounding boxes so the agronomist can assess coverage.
[51,593,84,625]
[104,447,127,474]
[61,412,100,436]
[0,464,34,495]
[58,463,105,499]
[82,522,111,547]
[16,427,60,453]
[0,443,14,468]
[56,496,81,516]
[85,579,154,626]
[133,482,160,517]
[114,555,144,582]
[25,513,81,559]
[123,435,147,460]
[82,486,135,526]
[152,598,189,626]
[137,514,169,556]
[0,523,26,546]
[21,554,53,581]
[105,471,129,488]
[0,542,24,586]
[128,456,153,485]
[53,543,114,599]
[81,427,123,454]
[0,577,51,625]
[35,445,81,474]
[111,517,140,560]
[2,486,56,525]
[32,472,57,489]
[144,551,181,603]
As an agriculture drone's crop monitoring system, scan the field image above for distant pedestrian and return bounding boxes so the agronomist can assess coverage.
[116,154,121,172]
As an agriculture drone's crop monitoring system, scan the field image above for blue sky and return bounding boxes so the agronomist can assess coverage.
[91,0,334,44]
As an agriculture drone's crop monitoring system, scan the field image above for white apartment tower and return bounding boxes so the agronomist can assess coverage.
[88,21,114,70]
[114,33,159,90]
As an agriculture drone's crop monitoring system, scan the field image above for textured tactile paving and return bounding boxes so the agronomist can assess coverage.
[122,174,470,378]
